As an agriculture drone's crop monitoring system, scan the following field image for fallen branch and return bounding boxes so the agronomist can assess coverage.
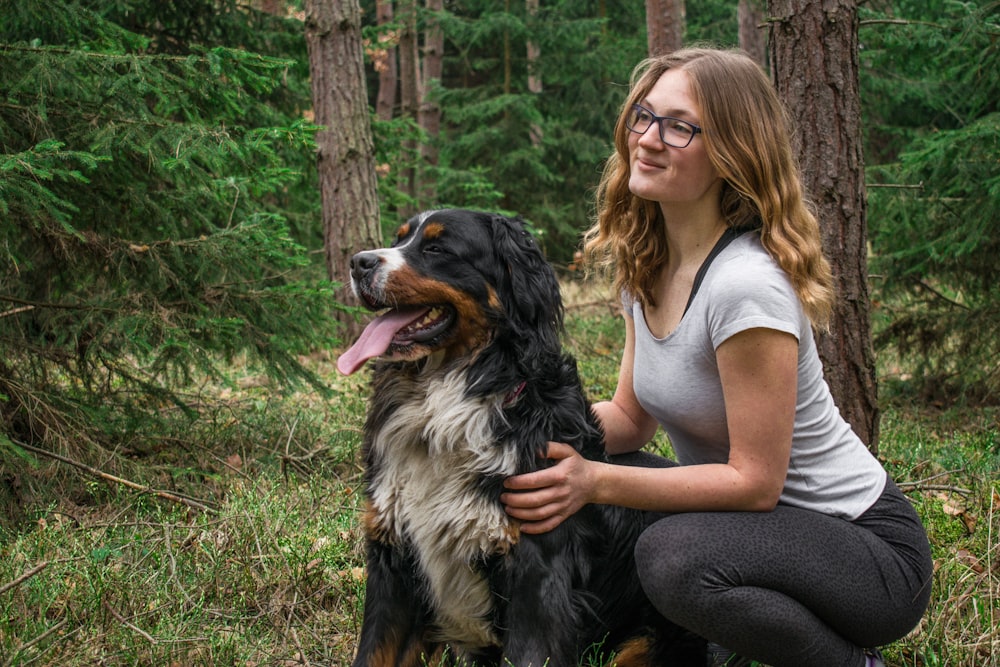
[0,561,49,596]
[0,304,34,318]
[2,618,69,667]
[13,439,217,514]
[287,625,312,667]
[898,482,973,496]
[102,597,157,644]
[898,469,973,496]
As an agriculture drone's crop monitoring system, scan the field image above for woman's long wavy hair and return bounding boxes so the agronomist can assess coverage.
[584,47,834,329]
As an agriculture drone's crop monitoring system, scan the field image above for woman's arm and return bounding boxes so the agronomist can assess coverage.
[593,312,659,455]
[502,327,798,533]
[715,325,798,510]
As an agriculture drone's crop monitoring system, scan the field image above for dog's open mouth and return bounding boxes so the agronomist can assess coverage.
[337,306,455,375]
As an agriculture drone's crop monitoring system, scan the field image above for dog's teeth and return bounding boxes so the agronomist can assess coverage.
[421,308,441,326]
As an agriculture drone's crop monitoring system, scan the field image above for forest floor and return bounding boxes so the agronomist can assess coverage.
[0,281,997,666]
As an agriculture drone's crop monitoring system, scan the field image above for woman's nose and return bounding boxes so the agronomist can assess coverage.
[635,122,665,149]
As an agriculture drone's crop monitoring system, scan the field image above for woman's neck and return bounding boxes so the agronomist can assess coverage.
[660,204,728,269]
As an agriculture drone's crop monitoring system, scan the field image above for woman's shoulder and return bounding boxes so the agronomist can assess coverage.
[701,232,805,342]
[710,232,790,289]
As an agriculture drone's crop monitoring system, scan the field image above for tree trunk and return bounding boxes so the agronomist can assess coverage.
[397,0,420,218]
[503,0,513,96]
[738,0,766,66]
[645,0,685,56]
[767,0,879,450]
[526,0,543,147]
[374,0,397,121]
[259,0,285,16]
[418,0,444,205]
[304,0,381,337]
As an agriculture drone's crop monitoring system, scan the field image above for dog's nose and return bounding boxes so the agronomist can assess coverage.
[350,251,381,281]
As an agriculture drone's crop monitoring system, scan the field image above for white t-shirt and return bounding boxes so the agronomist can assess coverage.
[627,232,886,520]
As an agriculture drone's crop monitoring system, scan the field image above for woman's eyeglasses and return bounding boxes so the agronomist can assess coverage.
[625,103,702,148]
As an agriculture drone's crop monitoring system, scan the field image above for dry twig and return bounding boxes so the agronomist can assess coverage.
[898,482,974,496]
[2,618,69,667]
[0,561,49,596]
[13,439,217,514]
[898,469,973,496]
[102,597,158,644]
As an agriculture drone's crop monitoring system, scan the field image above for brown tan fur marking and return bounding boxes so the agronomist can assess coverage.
[609,635,657,667]
[422,221,446,240]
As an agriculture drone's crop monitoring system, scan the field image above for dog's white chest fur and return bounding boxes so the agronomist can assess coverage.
[369,370,521,648]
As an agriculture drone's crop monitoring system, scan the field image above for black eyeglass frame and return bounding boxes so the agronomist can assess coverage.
[625,103,703,148]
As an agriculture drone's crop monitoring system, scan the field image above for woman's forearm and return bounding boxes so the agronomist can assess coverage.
[591,400,657,455]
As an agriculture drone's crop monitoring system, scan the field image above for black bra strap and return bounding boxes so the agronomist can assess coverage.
[683,225,758,315]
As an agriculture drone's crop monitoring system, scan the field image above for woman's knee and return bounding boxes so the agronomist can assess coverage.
[634,516,714,615]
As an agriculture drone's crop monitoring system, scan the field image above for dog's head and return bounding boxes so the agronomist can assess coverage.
[337,209,563,379]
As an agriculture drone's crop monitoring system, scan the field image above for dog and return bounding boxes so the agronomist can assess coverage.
[337,209,705,667]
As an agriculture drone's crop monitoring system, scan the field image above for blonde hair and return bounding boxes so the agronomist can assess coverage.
[585,47,834,329]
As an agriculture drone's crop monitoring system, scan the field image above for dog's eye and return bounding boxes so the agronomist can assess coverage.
[423,244,445,255]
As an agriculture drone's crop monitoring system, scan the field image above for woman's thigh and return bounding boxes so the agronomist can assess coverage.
[634,496,930,650]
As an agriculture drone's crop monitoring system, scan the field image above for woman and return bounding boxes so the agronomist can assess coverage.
[501,48,932,667]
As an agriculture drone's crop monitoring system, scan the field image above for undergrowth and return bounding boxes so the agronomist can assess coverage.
[0,284,997,666]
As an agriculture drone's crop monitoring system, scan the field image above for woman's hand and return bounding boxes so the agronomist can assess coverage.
[501,441,595,534]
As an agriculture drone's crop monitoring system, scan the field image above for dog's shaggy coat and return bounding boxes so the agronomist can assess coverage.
[338,209,704,667]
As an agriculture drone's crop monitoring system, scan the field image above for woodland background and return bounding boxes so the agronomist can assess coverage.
[0,1,998,665]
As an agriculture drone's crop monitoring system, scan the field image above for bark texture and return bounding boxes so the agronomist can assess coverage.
[305,0,381,336]
[645,0,685,56]
[768,0,879,449]
[738,0,767,66]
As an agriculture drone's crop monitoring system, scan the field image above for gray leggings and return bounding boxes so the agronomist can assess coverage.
[612,453,933,667]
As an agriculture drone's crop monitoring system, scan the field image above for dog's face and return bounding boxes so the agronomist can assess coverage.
[337,209,562,375]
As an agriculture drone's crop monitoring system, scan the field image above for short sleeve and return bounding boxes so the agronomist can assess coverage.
[704,253,804,350]
[620,290,636,318]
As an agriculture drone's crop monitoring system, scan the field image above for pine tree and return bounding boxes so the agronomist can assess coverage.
[862,0,1000,401]
[0,2,339,465]
[414,0,648,260]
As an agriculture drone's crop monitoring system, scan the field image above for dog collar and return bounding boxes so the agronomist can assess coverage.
[503,381,527,407]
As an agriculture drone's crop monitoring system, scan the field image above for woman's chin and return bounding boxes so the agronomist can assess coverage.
[628,176,663,202]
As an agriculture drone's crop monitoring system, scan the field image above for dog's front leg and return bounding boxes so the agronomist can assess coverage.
[353,539,439,667]
[497,535,582,667]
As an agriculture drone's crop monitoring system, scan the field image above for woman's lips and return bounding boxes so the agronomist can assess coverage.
[634,155,666,170]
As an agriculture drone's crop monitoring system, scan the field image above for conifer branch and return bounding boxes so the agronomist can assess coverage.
[0,0,341,467]
[914,280,972,311]
[0,295,113,313]
[0,43,293,65]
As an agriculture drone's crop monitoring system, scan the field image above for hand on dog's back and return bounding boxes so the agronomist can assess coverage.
[502,442,592,534]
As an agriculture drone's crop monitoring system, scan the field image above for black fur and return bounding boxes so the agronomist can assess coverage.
[346,209,704,667]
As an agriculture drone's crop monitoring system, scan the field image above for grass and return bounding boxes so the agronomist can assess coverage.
[1,282,998,666]
[876,407,999,667]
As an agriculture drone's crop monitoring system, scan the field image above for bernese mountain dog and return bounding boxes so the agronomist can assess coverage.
[337,209,704,667]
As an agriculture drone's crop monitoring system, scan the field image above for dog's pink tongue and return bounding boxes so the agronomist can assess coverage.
[337,308,428,375]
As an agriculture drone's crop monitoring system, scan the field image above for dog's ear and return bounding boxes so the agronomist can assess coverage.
[468,214,563,397]
[487,214,564,336]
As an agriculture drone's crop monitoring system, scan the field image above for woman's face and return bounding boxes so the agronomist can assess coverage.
[627,69,722,209]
